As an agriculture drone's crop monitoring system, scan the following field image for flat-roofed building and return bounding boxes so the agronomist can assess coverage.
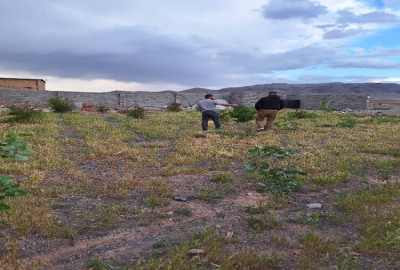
[0,78,46,90]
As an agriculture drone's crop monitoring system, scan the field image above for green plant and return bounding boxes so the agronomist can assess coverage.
[97,105,109,113]
[336,117,357,128]
[246,146,306,197]
[127,106,146,119]
[166,102,183,112]
[319,102,337,112]
[245,200,267,214]
[210,172,233,183]
[275,120,299,131]
[218,110,232,122]
[0,176,27,212]
[0,133,35,161]
[247,217,266,232]
[286,110,317,119]
[229,105,256,122]
[86,256,113,270]
[6,104,44,123]
[47,97,74,113]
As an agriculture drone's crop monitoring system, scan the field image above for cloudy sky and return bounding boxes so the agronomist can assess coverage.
[1,0,400,92]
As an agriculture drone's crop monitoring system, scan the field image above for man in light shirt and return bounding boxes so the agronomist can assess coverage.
[197,94,238,131]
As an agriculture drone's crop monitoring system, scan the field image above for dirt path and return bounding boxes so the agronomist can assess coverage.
[23,191,267,269]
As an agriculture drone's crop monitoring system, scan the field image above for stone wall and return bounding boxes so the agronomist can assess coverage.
[0,88,369,110]
[0,78,46,90]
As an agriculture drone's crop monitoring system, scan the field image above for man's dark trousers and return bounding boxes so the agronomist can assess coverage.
[202,110,220,130]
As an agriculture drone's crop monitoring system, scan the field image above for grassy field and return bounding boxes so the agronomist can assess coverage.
[0,108,399,270]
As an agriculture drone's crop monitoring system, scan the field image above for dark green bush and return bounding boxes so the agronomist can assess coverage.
[6,104,44,123]
[166,103,183,112]
[97,105,109,113]
[229,105,256,123]
[47,97,74,113]
[127,106,146,119]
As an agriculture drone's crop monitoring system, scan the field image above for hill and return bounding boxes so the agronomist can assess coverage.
[182,82,400,99]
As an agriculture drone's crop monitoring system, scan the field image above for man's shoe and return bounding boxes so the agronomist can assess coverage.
[256,128,265,132]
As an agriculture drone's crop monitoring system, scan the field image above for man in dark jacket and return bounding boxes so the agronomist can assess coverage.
[254,91,285,131]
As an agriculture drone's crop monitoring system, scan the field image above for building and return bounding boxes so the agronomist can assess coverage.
[0,78,46,90]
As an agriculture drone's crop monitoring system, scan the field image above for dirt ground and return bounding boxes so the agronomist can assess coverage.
[2,110,399,270]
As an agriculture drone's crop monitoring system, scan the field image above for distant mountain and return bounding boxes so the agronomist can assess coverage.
[181,83,400,99]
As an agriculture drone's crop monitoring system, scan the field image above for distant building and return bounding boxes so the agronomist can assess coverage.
[0,78,46,90]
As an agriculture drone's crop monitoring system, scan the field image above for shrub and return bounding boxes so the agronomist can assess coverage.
[246,146,306,197]
[218,110,232,122]
[97,105,109,113]
[127,106,146,119]
[166,102,183,112]
[286,110,317,119]
[229,105,256,123]
[6,104,44,123]
[47,97,74,113]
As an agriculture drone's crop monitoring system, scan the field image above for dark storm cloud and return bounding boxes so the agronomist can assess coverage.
[0,25,226,85]
[261,0,327,20]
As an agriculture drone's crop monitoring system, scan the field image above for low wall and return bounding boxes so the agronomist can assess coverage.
[286,94,369,110]
[0,88,369,110]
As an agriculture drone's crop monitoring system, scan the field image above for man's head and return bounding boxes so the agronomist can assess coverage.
[205,94,214,99]
[268,91,278,96]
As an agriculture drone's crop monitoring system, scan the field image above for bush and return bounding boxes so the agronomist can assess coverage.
[97,105,109,113]
[218,110,232,122]
[6,104,44,123]
[286,110,317,119]
[47,97,74,113]
[246,146,306,197]
[229,105,256,123]
[166,103,183,112]
[127,106,146,119]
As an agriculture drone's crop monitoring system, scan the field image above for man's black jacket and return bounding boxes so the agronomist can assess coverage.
[255,95,285,110]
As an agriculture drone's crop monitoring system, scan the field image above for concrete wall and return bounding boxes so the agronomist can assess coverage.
[286,94,369,110]
[0,88,369,110]
[0,78,46,90]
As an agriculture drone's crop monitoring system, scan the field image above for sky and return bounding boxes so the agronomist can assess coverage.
[0,0,400,92]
